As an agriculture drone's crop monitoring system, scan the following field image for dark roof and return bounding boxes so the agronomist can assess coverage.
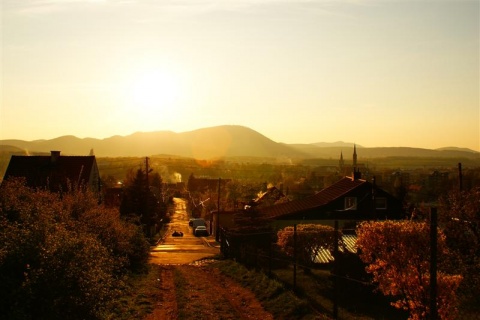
[255,186,285,203]
[259,177,367,219]
[3,154,97,191]
[187,177,231,192]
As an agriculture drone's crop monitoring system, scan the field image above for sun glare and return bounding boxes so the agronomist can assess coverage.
[118,66,187,125]
[114,64,194,131]
[131,70,181,111]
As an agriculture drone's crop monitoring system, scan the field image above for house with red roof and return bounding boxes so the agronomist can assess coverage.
[258,170,404,230]
[2,151,101,195]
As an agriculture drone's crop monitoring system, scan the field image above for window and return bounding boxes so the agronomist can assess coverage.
[375,197,387,209]
[344,197,357,210]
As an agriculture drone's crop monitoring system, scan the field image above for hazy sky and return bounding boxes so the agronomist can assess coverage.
[1,0,479,151]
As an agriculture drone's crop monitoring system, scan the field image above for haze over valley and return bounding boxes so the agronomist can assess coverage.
[2,1,479,153]
[1,125,478,160]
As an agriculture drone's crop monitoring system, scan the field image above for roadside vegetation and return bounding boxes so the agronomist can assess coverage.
[209,259,320,319]
[0,178,151,320]
[110,264,166,319]
[1,152,479,319]
[110,258,329,320]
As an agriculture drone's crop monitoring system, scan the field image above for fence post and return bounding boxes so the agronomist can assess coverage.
[333,220,339,319]
[430,207,438,320]
[220,227,226,257]
[293,224,297,291]
[269,231,273,278]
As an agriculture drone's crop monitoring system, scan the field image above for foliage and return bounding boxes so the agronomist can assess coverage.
[120,168,165,236]
[439,187,480,308]
[356,220,462,320]
[277,224,344,268]
[0,178,150,319]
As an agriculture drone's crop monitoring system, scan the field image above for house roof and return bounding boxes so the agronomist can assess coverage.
[187,177,231,192]
[3,153,97,191]
[254,186,286,203]
[259,177,367,219]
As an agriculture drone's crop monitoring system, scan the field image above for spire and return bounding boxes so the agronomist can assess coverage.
[353,144,357,168]
[339,151,345,172]
[352,144,361,180]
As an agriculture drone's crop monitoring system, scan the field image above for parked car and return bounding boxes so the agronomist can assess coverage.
[190,218,207,234]
[194,226,209,237]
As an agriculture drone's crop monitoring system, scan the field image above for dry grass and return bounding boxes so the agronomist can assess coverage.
[110,265,164,320]
[272,266,407,320]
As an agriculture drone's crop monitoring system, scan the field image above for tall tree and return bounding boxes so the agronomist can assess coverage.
[356,220,462,320]
[120,168,160,233]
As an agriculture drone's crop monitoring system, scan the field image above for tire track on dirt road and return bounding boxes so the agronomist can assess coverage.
[174,264,274,320]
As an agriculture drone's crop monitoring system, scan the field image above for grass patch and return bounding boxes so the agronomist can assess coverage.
[209,259,327,319]
[173,268,189,319]
[273,266,407,320]
[109,265,162,320]
[211,260,408,320]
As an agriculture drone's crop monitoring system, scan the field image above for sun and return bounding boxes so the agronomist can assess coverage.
[129,69,181,113]
[116,65,191,131]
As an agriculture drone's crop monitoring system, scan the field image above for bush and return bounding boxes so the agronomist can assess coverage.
[0,178,151,319]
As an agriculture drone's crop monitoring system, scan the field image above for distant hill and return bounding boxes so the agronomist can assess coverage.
[0,145,26,154]
[0,126,307,159]
[0,125,479,161]
[436,147,479,153]
[311,141,364,148]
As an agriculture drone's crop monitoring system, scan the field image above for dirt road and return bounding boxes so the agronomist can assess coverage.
[146,198,273,320]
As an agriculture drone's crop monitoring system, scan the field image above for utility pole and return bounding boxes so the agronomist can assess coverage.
[458,163,463,191]
[144,157,153,236]
[216,178,221,242]
[145,157,150,188]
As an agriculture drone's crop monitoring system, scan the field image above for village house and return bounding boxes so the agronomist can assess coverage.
[257,146,404,230]
[2,150,101,195]
[258,170,404,231]
[258,171,404,228]
[187,174,231,193]
[246,185,288,209]
[210,210,237,241]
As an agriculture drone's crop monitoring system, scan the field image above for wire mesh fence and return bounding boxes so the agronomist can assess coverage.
[218,220,480,320]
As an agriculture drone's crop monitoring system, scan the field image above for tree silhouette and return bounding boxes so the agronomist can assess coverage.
[120,168,162,236]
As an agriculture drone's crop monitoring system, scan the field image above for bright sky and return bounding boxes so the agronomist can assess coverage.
[1,0,479,151]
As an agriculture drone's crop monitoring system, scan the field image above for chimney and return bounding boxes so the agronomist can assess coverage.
[353,168,361,180]
[51,151,61,164]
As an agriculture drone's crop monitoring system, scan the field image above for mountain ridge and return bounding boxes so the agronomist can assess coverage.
[1,125,478,159]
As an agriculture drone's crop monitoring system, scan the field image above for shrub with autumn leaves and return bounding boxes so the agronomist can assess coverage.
[0,178,150,319]
[276,224,344,269]
[439,187,480,311]
[356,220,462,320]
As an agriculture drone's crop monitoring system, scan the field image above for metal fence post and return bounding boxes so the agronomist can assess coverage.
[333,220,339,319]
[430,207,438,320]
[293,224,297,291]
